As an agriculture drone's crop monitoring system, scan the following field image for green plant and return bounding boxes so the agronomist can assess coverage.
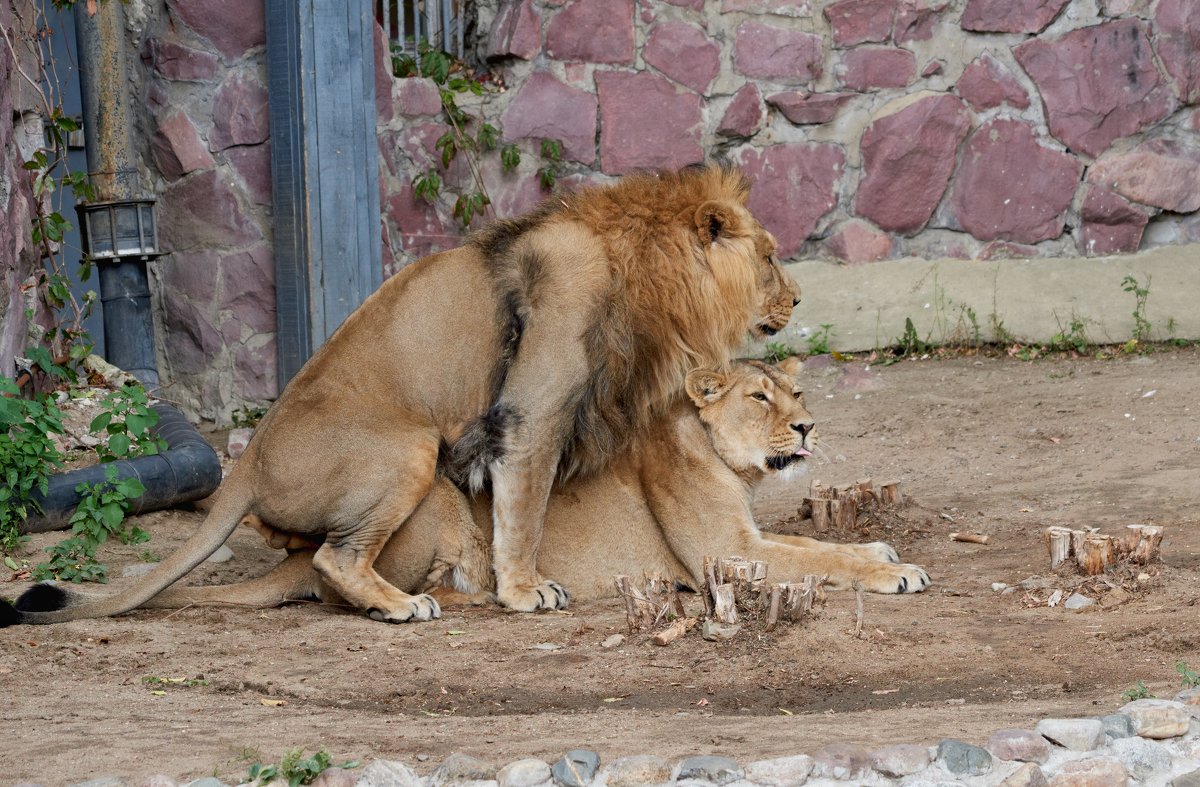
[394,42,561,226]
[1121,680,1153,702]
[32,464,147,583]
[0,377,65,553]
[247,749,360,787]
[893,318,931,357]
[1177,661,1200,689]
[232,405,269,429]
[760,342,795,364]
[90,384,166,462]
[805,324,834,356]
[1122,274,1152,345]
[1046,316,1088,354]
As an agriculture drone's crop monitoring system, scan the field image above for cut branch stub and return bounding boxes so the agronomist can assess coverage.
[878,480,904,506]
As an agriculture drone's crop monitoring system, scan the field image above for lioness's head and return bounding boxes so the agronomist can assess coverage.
[685,357,816,478]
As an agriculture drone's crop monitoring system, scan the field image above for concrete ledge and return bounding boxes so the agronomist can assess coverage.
[764,244,1200,353]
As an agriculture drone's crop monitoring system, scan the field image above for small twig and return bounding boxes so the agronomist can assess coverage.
[852,581,864,638]
[950,532,991,545]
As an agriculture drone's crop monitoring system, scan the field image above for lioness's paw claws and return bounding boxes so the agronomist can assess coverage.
[893,564,931,594]
[366,593,442,623]
[499,580,570,612]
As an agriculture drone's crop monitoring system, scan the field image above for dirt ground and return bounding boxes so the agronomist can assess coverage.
[3,348,1200,785]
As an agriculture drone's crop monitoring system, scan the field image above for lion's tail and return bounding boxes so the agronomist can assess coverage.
[443,404,518,494]
[0,481,253,627]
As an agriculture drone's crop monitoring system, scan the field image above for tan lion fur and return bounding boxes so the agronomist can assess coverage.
[8,167,801,625]
[140,360,931,615]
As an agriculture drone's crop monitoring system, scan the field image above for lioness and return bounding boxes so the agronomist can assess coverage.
[2,167,800,626]
[128,360,930,615]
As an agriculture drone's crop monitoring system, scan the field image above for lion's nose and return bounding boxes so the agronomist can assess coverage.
[792,298,800,307]
[792,421,814,437]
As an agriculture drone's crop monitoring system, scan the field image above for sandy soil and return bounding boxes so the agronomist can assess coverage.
[3,348,1199,785]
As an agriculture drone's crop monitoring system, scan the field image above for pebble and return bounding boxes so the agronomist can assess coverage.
[998,761,1049,786]
[1063,593,1095,611]
[987,729,1051,764]
[1048,754,1128,786]
[674,756,743,785]
[496,758,550,787]
[1108,735,1173,781]
[869,743,930,777]
[309,768,357,787]
[741,755,814,786]
[936,738,991,776]
[429,753,495,785]
[227,427,254,459]
[204,544,235,564]
[991,582,1008,592]
[600,634,625,649]
[355,759,421,787]
[1035,718,1106,751]
[1100,713,1135,740]
[551,750,599,787]
[599,755,673,786]
[1121,698,1193,738]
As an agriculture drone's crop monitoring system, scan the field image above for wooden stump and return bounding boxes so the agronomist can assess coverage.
[1044,526,1073,569]
[808,497,832,533]
[1042,524,1163,575]
[1078,533,1115,576]
[615,572,684,634]
[878,481,904,506]
[1122,525,1163,565]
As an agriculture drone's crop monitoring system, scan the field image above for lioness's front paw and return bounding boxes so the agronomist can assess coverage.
[852,541,900,563]
[862,563,931,594]
[498,580,570,612]
[367,593,442,623]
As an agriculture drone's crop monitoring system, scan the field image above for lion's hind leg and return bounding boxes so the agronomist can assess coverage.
[311,435,443,623]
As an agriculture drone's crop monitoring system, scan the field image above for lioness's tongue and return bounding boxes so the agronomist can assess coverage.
[795,447,812,457]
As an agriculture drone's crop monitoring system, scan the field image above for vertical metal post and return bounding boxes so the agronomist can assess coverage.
[266,0,384,385]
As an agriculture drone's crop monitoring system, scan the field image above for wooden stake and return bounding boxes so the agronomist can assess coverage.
[950,532,991,545]
[765,584,783,632]
[852,581,864,637]
[854,478,875,505]
[1044,526,1074,568]
[879,481,904,506]
[808,498,831,532]
[1078,533,1115,576]
[833,495,858,530]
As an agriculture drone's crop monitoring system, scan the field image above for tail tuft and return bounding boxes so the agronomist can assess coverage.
[0,598,22,627]
[14,583,69,614]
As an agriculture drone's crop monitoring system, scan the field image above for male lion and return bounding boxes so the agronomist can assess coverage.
[124,359,931,615]
[2,167,801,626]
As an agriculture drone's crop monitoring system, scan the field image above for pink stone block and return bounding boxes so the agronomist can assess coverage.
[955,52,1030,111]
[487,0,541,60]
[596,71,702,174]
[854,94,970,234]
[961,0,1068,33]
[767,91,855,125]
[141,37,218,82]
[209,74,269,152]
[838,46,916,90]
[1156,0,1200,104]
[893,0,947,43]
[1078,186,1150,256]
[165,0,264,62]
[1087,138,1200,213]
[546,0,634,64]
[735,142,844,257]
[949,119,1083,244]
[1014,19,1176,158]
[717,84,765,137]
[643,21,720,95]
[826,220,891,263]
[151,112,214,180]
[823,0,896,47]
[500,72,598,164]
[733,22,823,85]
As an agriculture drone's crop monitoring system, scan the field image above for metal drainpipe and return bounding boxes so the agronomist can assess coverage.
[73,1,159,386]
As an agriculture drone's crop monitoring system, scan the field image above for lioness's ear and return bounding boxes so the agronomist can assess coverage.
[685,369,730,407]
[776,356,805,379]
[694,200,741,245]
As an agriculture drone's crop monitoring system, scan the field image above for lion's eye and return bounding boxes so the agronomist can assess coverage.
[751,391,768,402]
[792,390,803,400]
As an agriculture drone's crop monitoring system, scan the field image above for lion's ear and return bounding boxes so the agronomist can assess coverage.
[694,200,742,245]
[685,369,731,407]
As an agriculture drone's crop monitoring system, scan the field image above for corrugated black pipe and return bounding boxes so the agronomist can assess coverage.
[20,403,223,534]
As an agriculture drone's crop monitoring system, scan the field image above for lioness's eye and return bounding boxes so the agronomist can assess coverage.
[751,391,768,401]
[792,390,803,400]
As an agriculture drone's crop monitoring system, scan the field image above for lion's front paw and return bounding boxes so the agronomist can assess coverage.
[852,541,900,563]
[366,593,442,623]
[497,580,570,612]
[861,563,931,594]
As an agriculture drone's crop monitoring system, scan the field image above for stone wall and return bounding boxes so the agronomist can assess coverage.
[117,0,1200,419]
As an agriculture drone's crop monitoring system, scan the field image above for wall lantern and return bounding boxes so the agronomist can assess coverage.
[76,199,161,260]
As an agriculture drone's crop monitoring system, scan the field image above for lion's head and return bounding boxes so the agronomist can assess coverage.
[685,357,817,478]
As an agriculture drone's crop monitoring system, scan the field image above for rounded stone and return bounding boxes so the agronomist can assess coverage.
[742,754,814,786]
[1109,735,1172,781]
[498,758,551,787]
[355,759,423,787]
[599,755,672,787]
[1035,718,1106,751]
[987,729,1051,764]
[551,750,600,787]
[870,743,931,777]
[674,755,742,785]
[1048,755,1128,786]
[1120,698,1193,739]
[937,739,992,776]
